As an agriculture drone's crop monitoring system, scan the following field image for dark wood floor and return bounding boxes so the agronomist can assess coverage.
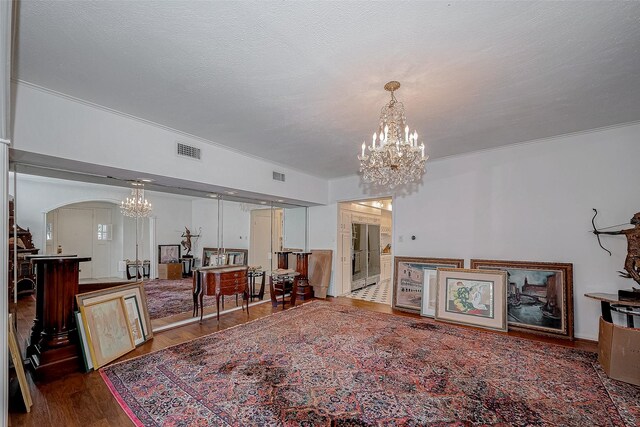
[8,295,597,427]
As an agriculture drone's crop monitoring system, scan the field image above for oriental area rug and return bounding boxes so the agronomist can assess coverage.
[144,278,257,320]
[101,302,639,426]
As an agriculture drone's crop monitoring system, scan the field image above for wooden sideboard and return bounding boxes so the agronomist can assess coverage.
[193,266,249,322]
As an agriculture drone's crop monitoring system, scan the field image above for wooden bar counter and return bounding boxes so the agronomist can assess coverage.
[26,255,91,381]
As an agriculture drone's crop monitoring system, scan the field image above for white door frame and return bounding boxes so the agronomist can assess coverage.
[335,196,394,298]
[149,216,156,279]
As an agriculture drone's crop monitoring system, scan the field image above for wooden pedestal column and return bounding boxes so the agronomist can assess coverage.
[26,255,91,381]
[275,251,292,269]
[294,252,313,300]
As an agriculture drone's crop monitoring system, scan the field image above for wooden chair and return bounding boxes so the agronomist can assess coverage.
[269,271,299,309]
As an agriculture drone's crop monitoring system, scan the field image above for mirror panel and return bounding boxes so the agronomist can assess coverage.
[9,166,309,333]
[283,207,307,252]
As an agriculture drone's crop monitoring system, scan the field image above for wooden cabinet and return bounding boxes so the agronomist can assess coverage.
[381,213,392,230]
[193,266,249,321]
[339,210,351,232]
[351,213,380,225]
[339,232,351,295]
[381,256,392,281]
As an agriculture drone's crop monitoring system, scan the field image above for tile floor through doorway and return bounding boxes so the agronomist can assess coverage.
[345,279,391,305]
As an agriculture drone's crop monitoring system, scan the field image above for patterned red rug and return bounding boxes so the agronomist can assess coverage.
[143,278,249,320]
[101,302,639,426]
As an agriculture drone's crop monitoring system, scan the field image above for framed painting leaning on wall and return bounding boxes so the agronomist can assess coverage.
[77,282,153,341]
[435,268,508,332]
[470,259,574,340]
[81,296,135,368]
[158,244,180,263]
[393,257,464,314]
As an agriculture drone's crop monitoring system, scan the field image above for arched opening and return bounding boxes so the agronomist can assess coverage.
[44,200,132,282]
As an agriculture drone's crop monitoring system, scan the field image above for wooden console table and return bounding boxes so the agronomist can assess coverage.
[125,260,150,280]
[248,269,266,301]
[585,293,640,328]
[26,255,91,381]
[193,266,249,322]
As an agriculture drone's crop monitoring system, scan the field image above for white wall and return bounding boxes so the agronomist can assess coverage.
[11,175,257,275]
[150,193,194,251]
[48,201,123,278]
[308,203,338,293]
[12,82,328,205]
[221,201,251,249]
[191,199,252,256]
[283,207,307,250]
[191,198,220,255]
[11,174,126,251]
[321,123,640,340]
[10,174,195,272]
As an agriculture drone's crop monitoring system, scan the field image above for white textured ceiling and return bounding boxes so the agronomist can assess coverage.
[13,1,640,178]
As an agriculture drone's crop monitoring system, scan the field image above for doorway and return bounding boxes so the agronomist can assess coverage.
[249,208,282,273]
[46,201,123,281]
[336,198,393,305]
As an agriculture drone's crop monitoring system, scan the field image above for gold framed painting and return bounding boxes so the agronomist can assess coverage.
[81,296,135,368]
[202,247,248,267]
[158,244,180,263]
[76,282,153,340]
[470,259,574,339]
[202,247,226,267]
[123,295,146,346]
[393,257,465,314]
[435,268,508,332]
[75,311,93,372]
[8,314,32,412]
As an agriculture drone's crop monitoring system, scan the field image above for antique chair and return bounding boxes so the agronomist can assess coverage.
[269,270,299,309]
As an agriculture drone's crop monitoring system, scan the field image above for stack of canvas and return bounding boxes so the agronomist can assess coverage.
[75,283,153,371]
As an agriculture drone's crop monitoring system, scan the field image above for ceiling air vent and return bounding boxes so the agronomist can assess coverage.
[177,142,201,160]
[272,171,285,182]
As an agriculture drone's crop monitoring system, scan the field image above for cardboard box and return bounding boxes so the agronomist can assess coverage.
[598,316,640,386]
[158,263,182,280]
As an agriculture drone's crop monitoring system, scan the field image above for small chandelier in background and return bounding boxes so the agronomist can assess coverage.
[120,183,153,217]
[358,81,428,187]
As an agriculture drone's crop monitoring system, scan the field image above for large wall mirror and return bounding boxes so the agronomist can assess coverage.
[8,164,308,332]
[283,207,308,252]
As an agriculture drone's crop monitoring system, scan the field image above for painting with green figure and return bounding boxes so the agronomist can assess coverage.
[445,278,494,318]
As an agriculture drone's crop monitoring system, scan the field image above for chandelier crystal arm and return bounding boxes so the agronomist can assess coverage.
[121,185,153,218]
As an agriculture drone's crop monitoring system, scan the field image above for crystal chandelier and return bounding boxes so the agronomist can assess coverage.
[120,184,153,217]
[358,81,428,187]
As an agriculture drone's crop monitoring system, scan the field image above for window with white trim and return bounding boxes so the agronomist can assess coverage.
[97,224,112,241]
